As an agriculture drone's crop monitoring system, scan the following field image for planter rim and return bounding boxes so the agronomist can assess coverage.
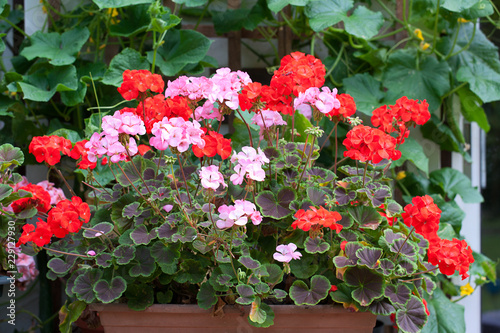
[89,303,363,315]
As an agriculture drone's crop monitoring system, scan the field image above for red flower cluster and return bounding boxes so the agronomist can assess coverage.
[239,52,325,115]
[11,184,51,214]
[16,197,90,247]
[193,130,232,160]
[117,69,164,101]
[401,195,441,240]
[371,97,430,143]
[343,125,401,164]
[427,238,474,280]
[134,95,192,133]
[292,206,343,235]
[29,135,72,166]
[69,140,97,170]
[325,93,357,120]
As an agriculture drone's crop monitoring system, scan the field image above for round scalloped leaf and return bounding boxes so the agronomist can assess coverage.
[271,289,287,301]
[330,283,355,304]
[236,284,255,305]
[96,253,113,268]
[248,299,275,328]
[156,222,177,242]
[0,143,24,171]
[334,242,363,268]
[0,184,13,202]
[130,225,157,245]
[348,205,382,230]
[356,247,382,269]
[113,245,136,265]
[238,256,261,270]
[175,259,205,284]
[172,225,197,243]
[396,296,428,333]
[379,229,405,249]
[377,259,395,276]
[197,282,218,310]
[369,298,396,315]
[306,187,328,206]
[256,187,296,219]
[304,237,330,254]
[262,264,283,284]
[150,241,180,269]
[255,282,270,294]
[385,284,411,307]
[123,202,143,218]
[94,277,127,303]
[385,200,402,216]
[389,239,417,261]
[47,256,77,275]
[290,275,330,306]
[72,269,102,303]
[334,187,357,205]
[83,222,114,238]
[125,284,154,311]
[344,266,384,306]
[289,253,318,279]
[129,247,156,277]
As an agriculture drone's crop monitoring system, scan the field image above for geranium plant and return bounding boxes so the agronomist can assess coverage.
[7,52,484,332]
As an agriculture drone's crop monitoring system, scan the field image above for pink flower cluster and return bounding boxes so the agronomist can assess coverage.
[85,111,145,163]
[12,246,38,290]
[273,243,302,263]
[199,165,227,191]
[37,181,66,205]
[251,110,287,140]
[230,147,270,185]
[294,87,341,119]
[216,200,262,229]
[149,117,205,152]
[165,68,252,118]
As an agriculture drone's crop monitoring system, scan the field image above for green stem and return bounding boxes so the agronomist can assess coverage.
[430,0,440,54]
[296,136,316,190]
[441,82,467,100]
[236,109,254,148]
[370,27,406,40]
[375,0,405,25]
[1,17,29,38]
[41,247,90,258]
[325,44,345,78]
[176,154,193,207]
[445,23,476,60]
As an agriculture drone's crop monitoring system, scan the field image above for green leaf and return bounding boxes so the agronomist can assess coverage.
[148,13,181,34]
[19,64,78,102]
[392,136,429,175]
[48,128,82,143]
[289,275,330,305]
[125,284,154,310]
[59,300,87,333]
[343,73,385,116]
[469,251,497,285]
[421,288,465,333]
[73,269,103,303]
[441,0,480,12]
[0,143,24,171]
[175,259,205,284]
[248,300,275,328]
[0,184,13,201]
[256,187,295,219]
[429,167,483,203]
[457,61,500,104]
[102,48,150,87]
[348,205,382,230]
[148,29,212,76]
[305,0,353,32]
[94,277,127,303]
[344,266,384,306]
[396,296,428,333]
[236,284,255,305]
[456,86,490,132]
[383,50,450,111]
[92,0,153,9]
[344,6,384,40]
[109,4,150,37]
[267,0,310,12]
[197,282,218,310]
[20,28,89,66]
[129,247,156,277]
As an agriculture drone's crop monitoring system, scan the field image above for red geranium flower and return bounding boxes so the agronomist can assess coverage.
[401,195,441,240]
[117,69,164,101]
[30,220,54,247]
[292,206,343,235]
[343,125,401,164]
[11,184,51,214]
[326,93,357,120]
[69,140,97,170]
[48,196,90,234]
[427,238,474,280]
[193,130,232,160]
[16,224,36,247]
[29,135,72,166]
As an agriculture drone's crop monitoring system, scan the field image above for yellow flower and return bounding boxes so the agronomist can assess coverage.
[420,42,430,51]
[396,171,406,180]
[458,18,470,23]
[460,283,474,296]
[99,44,107,50]
[414,29,424,41]
[107,8,119,17]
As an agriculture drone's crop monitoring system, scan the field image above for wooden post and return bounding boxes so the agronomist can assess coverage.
[277,5,293,59]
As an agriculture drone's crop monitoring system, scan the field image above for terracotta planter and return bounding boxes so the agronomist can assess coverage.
[89,303,377,333]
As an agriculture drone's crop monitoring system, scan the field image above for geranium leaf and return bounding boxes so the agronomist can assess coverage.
[377,259,395,276]
[248,300,275,328]
[330,283,354,304]
[389,239,417,261]
[396,296,428,333]
[197,282,218,310]
[175,259,205,284]
[20,28,89,66]
[289,275,330,306]
[348,205,382,229]
[96,253,113,268]
[369,298,396,316]
[83,222,114,238]
[48,256,76,275]
[171,225,197,243]
[129,247,156,277]
[356,247,382,269]
[0,143,24,170]
[73,269,102,303]
[156,221,177,242]
[113,245,136,265]
[256,187,295,219]
[125,284,154,311]
[304,237,330,254]
[150,241,180,269]
[306,187,328,206]
[289,253,318,279]
[385,284,411,307]
[344,267,384,306]
[236,284,255,305]
[271,289,287,301]
[334,187,356,205]
[94,277,127,303]
[123,202,143,218]
[130,225,157,245]
[238,256,261,270]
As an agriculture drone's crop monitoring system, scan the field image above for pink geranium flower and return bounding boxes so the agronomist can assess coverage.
[273,243,302,263]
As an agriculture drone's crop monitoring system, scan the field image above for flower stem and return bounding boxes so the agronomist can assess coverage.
[177,154,193,207]
[42,247,90,258]
[296,137,316,190]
